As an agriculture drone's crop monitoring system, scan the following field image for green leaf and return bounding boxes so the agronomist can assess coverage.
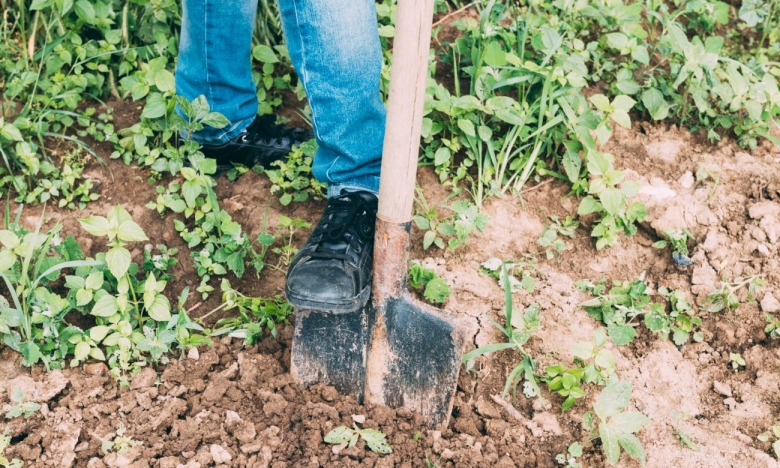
[106,247,132,279]
[76,288,93,306]
[610,110,631,129]
[324,426,354,444]
[600,421,621,465]
[200,112,231,129]
[610,411,650,434]
[589,94,611,112]
[91,295,118,317]
[608,323,636,345]
[641,89,669,121]
[457,119,476,138]
[612,95,636,112]
[360,428,393,454]
[594,380,632,419]
[154,70,175,92]
[89,325,110,342]
[606,33,628,50]
[141,94,168,119]
[74,0,95,23]
[117,220,148,242]
[147,295,171,321]
[562,150,581,183]
[424,277,450,304]
[0,250,17,272]
[253,45,279,63]
[85,271,103,291]
[578,196,603,216]
[1,123,24,142]
[182,181,202,208]
[79,216,110,237]
[483,41,507,67]
[600,188,624,216]
[618,433,647,465]
[74,341,90,361]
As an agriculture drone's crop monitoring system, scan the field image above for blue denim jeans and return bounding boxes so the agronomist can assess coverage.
[175,0,385,195]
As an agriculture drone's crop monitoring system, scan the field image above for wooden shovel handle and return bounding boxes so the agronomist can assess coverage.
[377,0,436,223]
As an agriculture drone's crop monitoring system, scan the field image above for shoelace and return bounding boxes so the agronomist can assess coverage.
[307,194,375,260]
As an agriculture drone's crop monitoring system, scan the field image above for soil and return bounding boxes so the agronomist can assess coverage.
[2,100,780,467]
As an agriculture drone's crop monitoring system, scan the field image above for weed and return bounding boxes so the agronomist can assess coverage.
[408,262,451,305]
[578,278,652,345]
[207,279,292,342]
[555,441,584,467]
[271,216,311,268]
[260,140,325,205]
[538,215,578,260]
[703,275,765,313]
[672,410,700,451]
[480,256,538,294]
[425,452,443,467]
[324,424,392,455]
[652,229,695,267]
[728,352,746,371]
[765,314,780,339]
[645,288,704,346]
[0,429,23,468]
[101,424,141,455]
[413,189,489,251]
[463,265,543,401]
[757,425,780,459]
[3,388,40,419]
[583,380,649,466]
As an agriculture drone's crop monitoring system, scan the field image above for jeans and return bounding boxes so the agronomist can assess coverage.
[175,0,386,195]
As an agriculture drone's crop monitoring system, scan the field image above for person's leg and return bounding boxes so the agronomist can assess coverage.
[175,0,259,145]
[280,0,385,312]
[278,0,385,195]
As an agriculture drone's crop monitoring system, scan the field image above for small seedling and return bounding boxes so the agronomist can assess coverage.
[543,365,586,411]
[644,288,703,346]
[463,265,543,401]
[651,229,694,267]
[538,215,578,260]
[757,425,780,458]
[578,278,653,345]
[481,256,537,294]
[3,388,40,420]
[672,410,699,451]
[413,189,489,251]
[583,380,649,466]
[207,279,292,342]
[425,453,443,467]
[324,424,392,454]
[729,352,746,371]
[408,263,451,305]
[765,314,780,339]
[556,441,584,467]
[101,424,141,455]
[0,429,23,468]
[571,328,617,385]
[703,275,765,313]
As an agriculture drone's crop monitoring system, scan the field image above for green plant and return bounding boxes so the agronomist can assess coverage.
[0,429,23,468]
[3,388,40,419]
[207,279,292,342]
[463,265,543,401]
[260,140,325,205]
[757,424,780,459]
[765,314,780,339]
[271,216,311,268]
[480,256,537,293]
[543,365,586,412]
[578,279,652,345]
[555,442,584,467]
[729,352,746,371]
[323,424,392,455]
[703,275,765,313]
[408,262,451,305]
[101,424,141,455]
[538,215,578,260]
[672,410,700,451]
[576,153,647,250]
[644,288,703,346]
[582,380,649,466]
[413,189,489,251]
[652,229,695,267]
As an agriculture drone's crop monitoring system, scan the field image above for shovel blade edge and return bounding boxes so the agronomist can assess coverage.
[366,293,470,428]
[291,308,369,403]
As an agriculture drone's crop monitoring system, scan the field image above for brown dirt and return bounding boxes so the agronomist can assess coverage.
[2,102,780,467]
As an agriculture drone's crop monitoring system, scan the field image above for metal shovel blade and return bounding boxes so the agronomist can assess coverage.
[290,308,369,403]
[365,221,471,427]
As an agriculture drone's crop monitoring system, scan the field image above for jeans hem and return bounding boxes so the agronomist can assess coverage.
[328,181,380,197]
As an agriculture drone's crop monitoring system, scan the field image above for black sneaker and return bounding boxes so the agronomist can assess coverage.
[197,115,312,172]
[285,191,378,313]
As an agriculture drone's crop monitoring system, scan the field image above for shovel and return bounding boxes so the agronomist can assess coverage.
[364,0,470,428]
[291,0,470,427]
